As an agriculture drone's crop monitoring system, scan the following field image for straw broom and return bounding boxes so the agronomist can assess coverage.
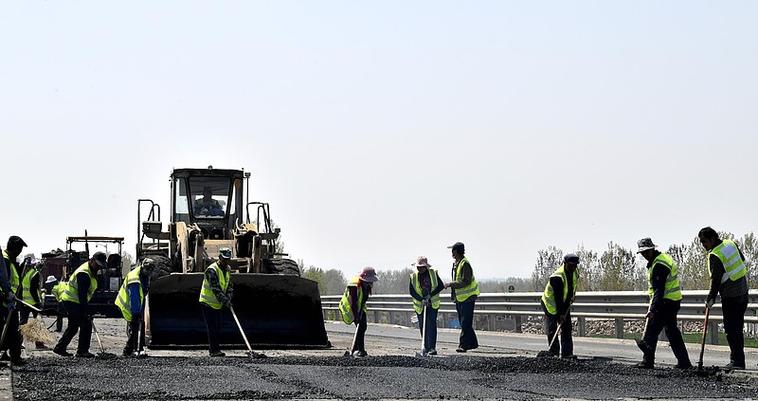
[20,318,56,344]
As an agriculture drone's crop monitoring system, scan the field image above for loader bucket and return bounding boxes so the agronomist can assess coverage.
[145,273,330,349]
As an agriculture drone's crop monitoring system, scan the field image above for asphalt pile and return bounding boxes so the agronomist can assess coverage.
[12,355,757,400]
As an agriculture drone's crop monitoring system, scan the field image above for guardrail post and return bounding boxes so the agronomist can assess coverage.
[578,317,586,337]
[514,315,522,333]
[614,318,624,339]
[708,320,719,345]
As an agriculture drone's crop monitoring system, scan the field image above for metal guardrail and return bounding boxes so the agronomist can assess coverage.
[321,290,758,345]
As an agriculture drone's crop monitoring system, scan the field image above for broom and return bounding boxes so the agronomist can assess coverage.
[19,318,55,345]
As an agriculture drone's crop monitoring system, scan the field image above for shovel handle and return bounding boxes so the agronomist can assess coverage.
[698,306,710,368]
[230,306,254,354]
[16,299,42,313]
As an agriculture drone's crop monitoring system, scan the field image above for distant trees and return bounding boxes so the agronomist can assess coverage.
[532,231,757,292]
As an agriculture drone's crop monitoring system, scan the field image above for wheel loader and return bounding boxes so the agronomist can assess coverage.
[136,166,329,348]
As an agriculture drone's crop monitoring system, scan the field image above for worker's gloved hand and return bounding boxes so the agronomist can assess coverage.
[558,315,565,324]
[422,299,430,307]
[645,310,654,319]
[223,299,233,309]
[705,296,715,309]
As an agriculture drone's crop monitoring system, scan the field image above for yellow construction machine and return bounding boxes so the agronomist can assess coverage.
[136,166,329,348]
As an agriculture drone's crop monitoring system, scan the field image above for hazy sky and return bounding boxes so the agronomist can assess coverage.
[1,1,756,281]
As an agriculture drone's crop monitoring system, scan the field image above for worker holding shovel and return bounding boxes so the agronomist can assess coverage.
[409,257,444,356]
[115,258,156,357]
[199,248,234,357]
[539,253,579,358]
[338,267,379,358]
[634,238,692,369]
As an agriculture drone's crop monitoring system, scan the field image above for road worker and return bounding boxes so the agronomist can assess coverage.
[53,251,106,358]
[115,258,156,356]
[1,236,27,365]
[540,253,579,358]
[698,227,749,370]
[635,238,692,369]
[199,248,234,357]
[409,256,444,355]
[338,267,379,357]
[443,242,479,352]
[19,257,46,349]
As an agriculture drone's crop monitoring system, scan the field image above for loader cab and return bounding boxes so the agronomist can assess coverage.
[171,168,245,240]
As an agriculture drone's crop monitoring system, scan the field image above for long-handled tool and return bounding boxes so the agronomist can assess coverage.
[0,307,14,355]
[537,310,569,358]
[344,321,360,357]
[635,316,650,354]
[16,299,42,313]
[135,317,147,358]
[90,318,107,356]
[415,303,428,357]
[697,306,711,371]
[230,305,266,359]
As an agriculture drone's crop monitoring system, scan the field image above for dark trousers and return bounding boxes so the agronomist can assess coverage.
[417,307,438,352]
[455,296,478,350]
[0,306,22,360]
[55,301,92,354]
[351,312,367,353]
[722,295,748,366]
[545,311,573,356]
[123,314,146,354]
[201,304,223,354]
[641,300,690,365]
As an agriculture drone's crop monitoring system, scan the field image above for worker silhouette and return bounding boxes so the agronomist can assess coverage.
[194,186,224,217]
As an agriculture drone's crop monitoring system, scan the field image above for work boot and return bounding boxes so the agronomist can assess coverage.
[455,347,467,353]
[52,348,72,357]
[352,350,367,358]
[75,352,96,358]
[10,358,26,366]
[209,351,226,357]
[674,362,693,370]
[122,349,133,357]
[427,349,437,356]
[723,362,745,371]
[635,361,654,369]
[561,354,577,360]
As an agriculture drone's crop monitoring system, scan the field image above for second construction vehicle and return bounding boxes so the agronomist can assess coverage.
[136,166,329,348]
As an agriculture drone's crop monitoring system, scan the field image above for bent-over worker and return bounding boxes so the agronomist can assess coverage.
[540,253,579,358]
[115,258,156,356]
[199,248,234,357]
[338,267,379,358]
[409,256,444,355]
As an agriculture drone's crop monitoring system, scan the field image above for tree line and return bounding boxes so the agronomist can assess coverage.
[301,231,757,295]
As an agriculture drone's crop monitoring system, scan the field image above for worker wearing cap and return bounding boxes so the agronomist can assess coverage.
[338,267,379,357]
[116,258,156,357]
[540,253,580,358]
[699,227,749,370]
[635,238,691,369]
[53,251,106,358]
[1,236,27,365]
[199,248,234,357]
[409,257,444,355]
[443,242,480,352]
[19,257,46,349]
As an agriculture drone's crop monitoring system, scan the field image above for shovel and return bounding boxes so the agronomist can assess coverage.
[635,316,650,354]
[697,305,711,371]
[230,305,266,359]
[343,320,360,357]
[135,317,147,359]
[415,303,428,357]
[90,318,108,356]
[537,311,569,358]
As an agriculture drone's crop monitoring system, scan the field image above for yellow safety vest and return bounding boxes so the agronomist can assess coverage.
[410,269,441,314]
[198,262,230,310]
[115,266,144,322]
[338,277,366,324]
[452,257,479,303]
[2,250,20,296]
[21,267,42,306]
[708,239,748,284]
[647,252,682,301]
[541,264,579,315]
[59,262,98,304]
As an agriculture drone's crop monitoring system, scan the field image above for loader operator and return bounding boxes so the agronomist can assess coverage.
[338,267,379,358]
[540,253,579,358]
[635,238,692,369]
[699,227,749,370]
[1,236,26,365]
[115,258,156,357]
[19,257,47,349]
[53,251,107,358]
[443,242,479,352]
[199,248,234,357]
[409,256,444,356]
[194,186,224,217]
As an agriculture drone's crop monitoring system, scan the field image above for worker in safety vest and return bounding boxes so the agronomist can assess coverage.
[1,236,26,365]
[199,248,234,357]
[19,257,47,349]
[698,227,749,370]
[338,267,379,357]
[115,258,156,357]
[44,275,64,332]
[540,253,579,358]
[53,251,106,358]
[635,238,692,369]
[409,256,444,356]
[443,242,479,352]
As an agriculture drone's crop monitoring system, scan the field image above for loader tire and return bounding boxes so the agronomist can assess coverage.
[261,258,301,276]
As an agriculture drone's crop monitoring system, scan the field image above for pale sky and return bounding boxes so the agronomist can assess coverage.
[1,1,756,281]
